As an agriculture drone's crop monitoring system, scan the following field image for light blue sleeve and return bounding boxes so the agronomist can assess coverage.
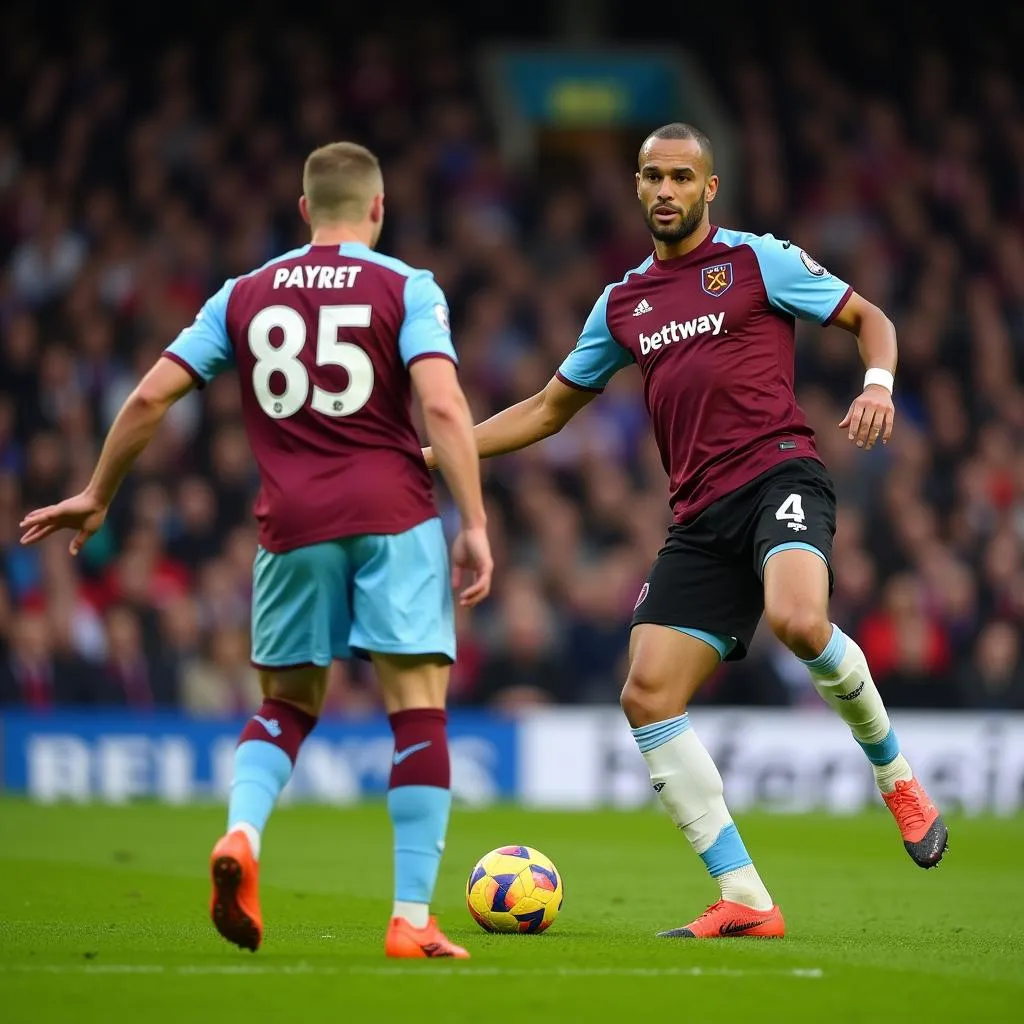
[164,278,237,383]
[398,270,458,366]
[557,287,633,391]
[750,235,853,324]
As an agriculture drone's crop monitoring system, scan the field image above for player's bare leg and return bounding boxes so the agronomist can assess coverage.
[374,652,469,959]
[622,625,785,939]
[764,547,947,867]
[210,665,326,951]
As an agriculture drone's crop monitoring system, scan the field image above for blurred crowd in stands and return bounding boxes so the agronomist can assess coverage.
[2,5,1024,714]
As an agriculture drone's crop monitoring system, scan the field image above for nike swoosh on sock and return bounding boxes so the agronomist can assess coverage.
[393,740,433,765]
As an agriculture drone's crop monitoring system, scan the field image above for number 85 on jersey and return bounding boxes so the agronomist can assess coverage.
[249,304,375,419]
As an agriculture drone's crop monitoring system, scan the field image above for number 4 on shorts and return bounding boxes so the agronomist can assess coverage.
[775,493,808,532]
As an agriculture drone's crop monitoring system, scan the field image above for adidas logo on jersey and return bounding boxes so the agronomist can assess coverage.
[639,312,725,355]
[633,298,654,316]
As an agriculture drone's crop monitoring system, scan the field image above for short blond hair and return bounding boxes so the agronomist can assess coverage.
[302,142,383,226]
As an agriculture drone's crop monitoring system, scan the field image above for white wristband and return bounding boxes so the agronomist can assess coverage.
[864,368,894,393]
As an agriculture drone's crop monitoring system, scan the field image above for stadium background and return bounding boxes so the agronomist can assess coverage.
[1,0,1023,809]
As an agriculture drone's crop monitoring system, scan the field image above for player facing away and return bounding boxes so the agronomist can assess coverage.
[424,123,947,939]
[20,142,493,959]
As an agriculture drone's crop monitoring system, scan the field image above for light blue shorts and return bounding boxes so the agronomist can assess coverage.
[250,517,455,668]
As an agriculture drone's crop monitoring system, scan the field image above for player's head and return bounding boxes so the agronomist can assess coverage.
[299,142,385,246]
[636,123,718,244]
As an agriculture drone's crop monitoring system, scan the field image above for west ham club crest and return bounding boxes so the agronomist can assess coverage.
[702,262,733,297]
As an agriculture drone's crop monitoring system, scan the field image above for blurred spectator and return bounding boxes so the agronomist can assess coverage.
[562,547,640,703]
[858,575,959,708]
[99,602,179,708]
[9,202,86,305]
[474,571,569,710]
[168,476,222,565]
[0,607,94,708]
[180,625,261,716]
[958,620,1024,710]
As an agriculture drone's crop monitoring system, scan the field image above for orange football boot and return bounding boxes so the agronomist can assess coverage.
[657,899,786,939]
[882,777,948,868]
[209,831,263,952]
[385,916,470,958]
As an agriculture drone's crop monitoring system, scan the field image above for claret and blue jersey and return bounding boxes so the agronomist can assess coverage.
[557,227,853,524]
[165,241,458,553]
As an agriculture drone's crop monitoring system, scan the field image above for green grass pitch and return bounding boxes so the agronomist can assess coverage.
[1,799,1022,1022]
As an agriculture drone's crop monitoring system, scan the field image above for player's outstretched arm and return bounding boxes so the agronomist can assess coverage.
[410,356,493,606]
[831,292,898,450]
[19,356,196,554]
[422,375,596,470]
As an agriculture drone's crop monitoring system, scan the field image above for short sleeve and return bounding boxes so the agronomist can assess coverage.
[164,279,237,385]
[750,235,853,325]
[556,287,633,392]
[398,270,458,367]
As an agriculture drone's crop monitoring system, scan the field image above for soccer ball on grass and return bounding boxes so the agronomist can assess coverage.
[466,845,564,933]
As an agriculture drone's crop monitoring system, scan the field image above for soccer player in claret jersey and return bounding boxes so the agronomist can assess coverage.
[20,142,493,959]
[424,123,947,939]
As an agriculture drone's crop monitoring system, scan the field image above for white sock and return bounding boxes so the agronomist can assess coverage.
[802,624,913,793]
[230,821,262,860]
[393,900,430,928]
[632,714,773,911]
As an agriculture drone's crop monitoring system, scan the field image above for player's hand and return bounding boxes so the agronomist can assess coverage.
[19,492,107,555]
[450,525,493,607]
[421,446,437,471]
[839,385,894,450]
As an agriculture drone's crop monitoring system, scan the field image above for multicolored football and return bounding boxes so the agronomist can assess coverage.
[466,845,564,933]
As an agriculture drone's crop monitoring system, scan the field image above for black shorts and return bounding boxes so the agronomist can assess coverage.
[631,458,837,661]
